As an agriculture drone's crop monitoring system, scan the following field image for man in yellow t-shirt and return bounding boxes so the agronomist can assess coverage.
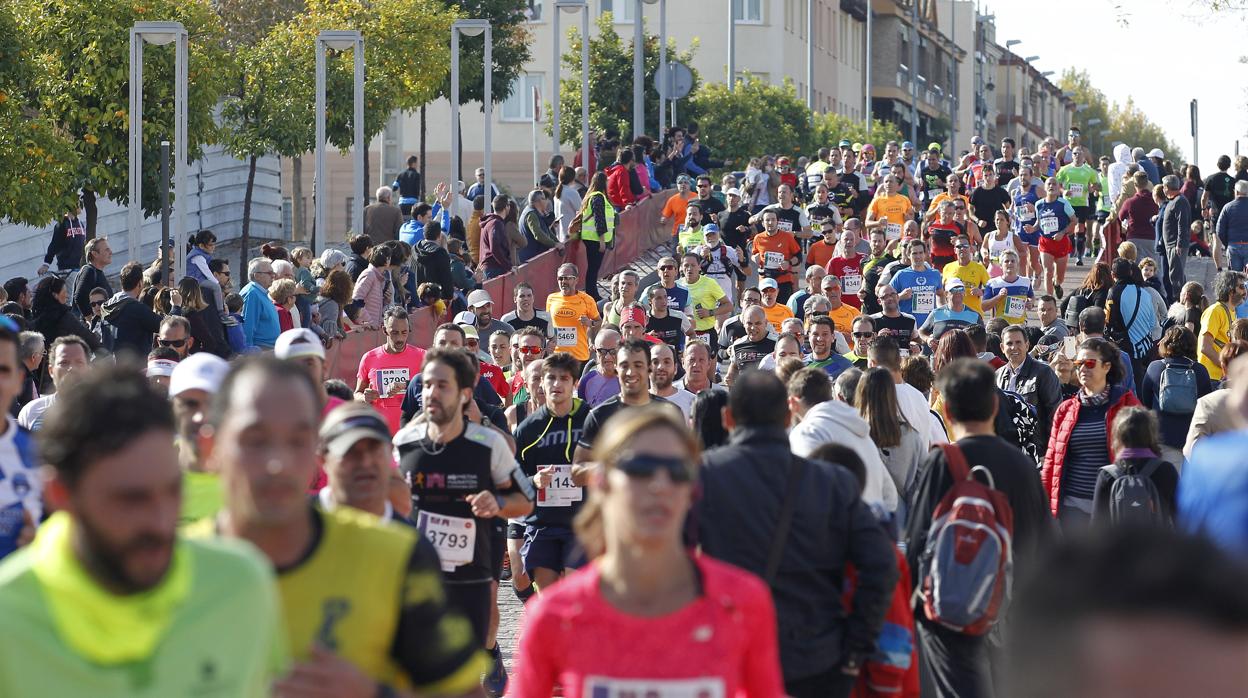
[678,252,729,333]
[865,175,915,241]
[546,262,601,363]
[941,233,991,315]
[1199,272,1245,380]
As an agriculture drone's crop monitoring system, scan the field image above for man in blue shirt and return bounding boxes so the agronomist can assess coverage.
[889,239,942,327]
[918,278,984,348]
[0,321,39,560]
[239,257,280,350]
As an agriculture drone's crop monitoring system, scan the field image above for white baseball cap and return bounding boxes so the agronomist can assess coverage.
[1147,148,1165,159]
[168,353,230,398]
[466,289,493,308]
[725,187,742,198]
[453,310,478,327]
[274,328,325,361]
[758,278,779,291]
[146,359,178,378]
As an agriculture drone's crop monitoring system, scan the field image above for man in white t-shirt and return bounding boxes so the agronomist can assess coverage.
[18,335,91,432]
[649,343,694,418]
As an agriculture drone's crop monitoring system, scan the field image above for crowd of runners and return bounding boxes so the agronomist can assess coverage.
[1,123,1248,698]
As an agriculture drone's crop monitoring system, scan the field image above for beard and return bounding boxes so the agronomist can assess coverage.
[75,509,175,594]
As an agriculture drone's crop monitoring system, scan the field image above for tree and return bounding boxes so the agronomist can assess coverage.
[10,0,232,236]
[551,13,699,148]
[810,112,906,155]
[0,3,78,228]
[683,75,811,165]
[1059,69,1182,163]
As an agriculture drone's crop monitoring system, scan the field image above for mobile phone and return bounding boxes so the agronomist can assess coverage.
[1062,336,1077,359]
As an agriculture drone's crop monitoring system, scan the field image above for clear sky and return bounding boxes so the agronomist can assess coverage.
[986,0,1247,174]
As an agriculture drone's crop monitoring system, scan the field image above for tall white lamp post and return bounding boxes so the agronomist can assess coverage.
[452,20,493,200]
[553,1,589,162]
[314,30,364,251]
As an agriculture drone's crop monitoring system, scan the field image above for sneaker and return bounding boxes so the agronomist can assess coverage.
[500,555,512,582]
[1055,284,1064,300]
[484,644,508,698]
[1076,257,1083,266]
[514,582,536,603]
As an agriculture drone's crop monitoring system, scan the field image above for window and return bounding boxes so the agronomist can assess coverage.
[501,74,543,121]
[600,0,636,22]
[733,0,762,22]
[524,0,543,22]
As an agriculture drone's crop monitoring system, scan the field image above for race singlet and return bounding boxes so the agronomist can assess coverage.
[914,290,936,314]
[555,326,578,347]
[582,676,727,698]
[535,465,583,508]
[416,511,476,572]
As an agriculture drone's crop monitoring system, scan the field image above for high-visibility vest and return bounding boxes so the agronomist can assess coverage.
[580,191,616,244]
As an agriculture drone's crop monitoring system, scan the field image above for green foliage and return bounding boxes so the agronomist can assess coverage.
[1059,69,1183,163]
[0,4,78,226]
[684,75,811,164]
[552,13,700,147]
[9,0,232,217]
[438,0,532,107]
[810,112,906,154]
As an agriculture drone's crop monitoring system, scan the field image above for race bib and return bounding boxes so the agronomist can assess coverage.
[914,290,936,314]
[416,511,476,572]
[1018,203,1035,222]
[1006,296,1027,318]
[375,367,409,397]
[1068,182,1084,199]
[582,676,726,698]
[1039,216,1059,234]
[764,251,783,270]
[885,222,902,240]
[536,465,583,508]
[555,326,578,347]
[777,219,794,232]
[843,274,863,294]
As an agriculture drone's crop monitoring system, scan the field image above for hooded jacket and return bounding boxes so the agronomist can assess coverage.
[478,212,511,273]
[413,239,454,301]
[100,291,161,357]
[605,163,636,209]
[1041,384,1141,516]
[697,426,899,681]
[1107,143,1133,207]
[790,400,900,513]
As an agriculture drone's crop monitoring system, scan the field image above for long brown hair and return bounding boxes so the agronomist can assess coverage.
[176,276,208,313]
[856,367,906,448]
[579,171,609,214]
[1079,262,1112,293]
[319,269,354,307]
[572,407,700,560]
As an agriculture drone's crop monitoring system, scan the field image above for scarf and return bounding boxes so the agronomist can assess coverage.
[1078,384,1112,407]
[30,512,191,665]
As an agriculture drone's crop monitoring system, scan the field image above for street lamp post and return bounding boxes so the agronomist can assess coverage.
[314,30,364,252]
[129,21,187,278]
[554,0,591,157]
[865,1,872,132]
[1004,39,1020,143]
[451,20,492,202]
[806,0,814,118]
[632,0,659,139]
[658,0,667,137]
[729,0,736,92]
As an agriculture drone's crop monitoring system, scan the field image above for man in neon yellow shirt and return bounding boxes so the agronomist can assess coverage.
[0,366,285,697]
[169,353,231,526]
[941,233,991,315]
[1055,145,1099,266]
[678,251,730,343]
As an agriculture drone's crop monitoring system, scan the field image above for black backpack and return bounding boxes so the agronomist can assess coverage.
[1097,458,1169,526]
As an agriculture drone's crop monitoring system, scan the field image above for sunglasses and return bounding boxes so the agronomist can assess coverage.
[853,331,874,338]
[157,338,187,348]
[558,275,577,281]
[1076,359,1101,369]
[518,345,542,356]
[615,454,694,483]
[955,244,970,249]
[90,300,104,308]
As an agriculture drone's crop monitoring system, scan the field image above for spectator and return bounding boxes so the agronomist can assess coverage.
[185,230,223,311]
[467,195,485,264]
[478,195,514,280]
[1138,326,1213,466]
[315,269,353,343]
[3,278,32,320]
[412,220,454,302]
[238,257,280,350]
[176,277,228,358]
[1105,257,1158,389]
[37,203,87,274]
[11,331,43,417]
[855,366,926,497]
[156,315,194,361]
[1216,180,1248,270]
[32,275,100,354]
[71,237,113,318]
[269,279,298,332]
[605,148,637,210]
[1091,407,1180,524]
[18,335,91,431]
[518,189,562,263]
[579,172,616,302]
[345,234,373,281]
[363,186,403,242]
[351,246,393,327]
[223,292,248,355]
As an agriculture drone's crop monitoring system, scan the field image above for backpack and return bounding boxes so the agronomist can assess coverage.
[915,443,1015,636]
[1099,458,1168,526]
[1063,291,1092,329]
[993,389,1040,464]
[1157,358,1198,414]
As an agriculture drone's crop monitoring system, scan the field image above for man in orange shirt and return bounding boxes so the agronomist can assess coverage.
[545,262,600,364]
[805,220,840,269]
[758,278,795,332]
[865,174,915,242]
[751,209,802,303]
[660,175,696,238]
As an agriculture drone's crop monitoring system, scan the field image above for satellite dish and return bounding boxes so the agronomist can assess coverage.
[655,61,693,100]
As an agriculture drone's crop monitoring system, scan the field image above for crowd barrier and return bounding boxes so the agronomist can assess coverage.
[323,192,672,385]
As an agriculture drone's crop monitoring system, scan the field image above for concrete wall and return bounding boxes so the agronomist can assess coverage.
[0,146,283,283]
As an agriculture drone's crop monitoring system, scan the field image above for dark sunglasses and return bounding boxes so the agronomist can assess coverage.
[853,331,874,338]
[90,300,104,307]
[518,345,542,355]
[1076,359,1101,369]
[595,346,616,355]
[615,454,694,483]
[558,275,577,281]
[157,338,187,348]
[954,244,970,249]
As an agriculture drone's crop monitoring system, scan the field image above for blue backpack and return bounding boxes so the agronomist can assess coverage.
[1158,358,1198,414]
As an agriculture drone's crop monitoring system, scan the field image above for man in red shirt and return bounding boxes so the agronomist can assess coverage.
[824,221,867,309]
[1118,171,1161,247]
[463,325,511,402]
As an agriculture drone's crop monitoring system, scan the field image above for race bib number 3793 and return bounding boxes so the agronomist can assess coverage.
[416,511,476,572]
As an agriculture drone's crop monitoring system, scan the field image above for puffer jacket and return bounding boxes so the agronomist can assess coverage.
[1040,384,1141,516]
[605,163,636,209]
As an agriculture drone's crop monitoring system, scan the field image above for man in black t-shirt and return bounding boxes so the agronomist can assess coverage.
[725,306,776,386]
[904,359,1052,697]
[1204,154,1237,226]
[693,174,726,223]
[994,138,1020,186]
[918,148,954,209]
[720,187,753,251]
[393,156,423,216]
[968,168,1011,231]
[573,339,680,463]
[870,283,919,352]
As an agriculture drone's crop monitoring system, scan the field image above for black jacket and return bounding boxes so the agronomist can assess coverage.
[185,305,231,358]
[696,426,898,681]
[996,356,1063,454]
[413,240,454,301]
[346,254,369,282]
[43,216,85,270]
[100,292,161,358]
[32,301,101,353]
[72,264,112,318]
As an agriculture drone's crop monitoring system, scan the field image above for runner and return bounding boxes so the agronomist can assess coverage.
[574,339,680,462]
[506,327,547,408]
[17,335,90,432]
[890,239,943,328]
[751,210,803,303]
[1011,165,1045,283]
[511,408,784,698]
[514,352,590,594]
[679,251,730,351]
[643,287,692,356]
[501,282,555,341]
[650,342,695,418]
[982,209,1028,277]
[918,279,984,347]
[168,352,231,525]
[758,278,796,332]
[0,367,285,696]
[691,224,742,305]
[983,249,1035,325]
[805,219,841,270]
[825,221,868,309]
[941,233,990,316]
[725,306,776,385]
[806,315,855,379]
[718,287,769,362]
[917,146,954,211]
[674,200,705,256]
[659,175,695,238]
[1055,145,1099,266]
[355,306,426,435]
[643,256,693,315]
[995,137,1021,185]
[861,228,901,314]
[873,283,920,354]
[1033,177,1076,298]
[923,200,964,270]
[546,263,599,366]
[692,175,726,224]
[393,348,535,694]
[865,174,915,243]
[577,329,621,407]
[968,167,1011,233]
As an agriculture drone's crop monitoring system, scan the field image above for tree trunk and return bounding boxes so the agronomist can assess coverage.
[457,118,463,184]
[292,154,304,242]
[83,188,99,240]
[241,154,256,272]
[420,104,427,200]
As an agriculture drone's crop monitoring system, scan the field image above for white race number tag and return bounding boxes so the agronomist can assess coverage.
[843,274,863,294]
[582,676,726,698]
[555,326,578,347]
[885,222,902,240]
[1018,203,1035,222]
[1039,216,1059,235]
[763,251,783,269]
[1006,296,1027,318]
[375,368,409,397]
[777,219,794,232]
[537,465,582,507]
[914,290,936,314]
[416,511,476,572]
[1068,183,1085,199]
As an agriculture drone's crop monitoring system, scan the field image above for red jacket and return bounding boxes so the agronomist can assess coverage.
[1040,385,1141,516]
[844,549,920,698]
[605,163,636,210]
